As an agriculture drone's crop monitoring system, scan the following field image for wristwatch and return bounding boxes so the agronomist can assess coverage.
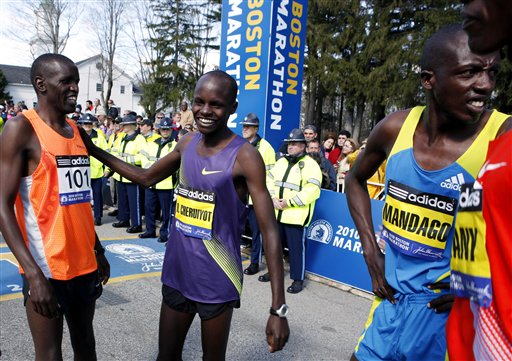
[270,304,289,318]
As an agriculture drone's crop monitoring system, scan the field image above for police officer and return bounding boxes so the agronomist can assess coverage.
[79,113,108,225]
[112,114,146,233]
[262,129,322,293]
[138,118,160,142]
[139,117,177,242]
[240,113,276,276]
[105,116,125,216]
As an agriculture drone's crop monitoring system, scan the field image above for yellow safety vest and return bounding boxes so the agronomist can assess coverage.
[88,129,108,179]
[116,133,146,183]
[267,154,322,226]
[248,136,276,205]
[140,137,176,190]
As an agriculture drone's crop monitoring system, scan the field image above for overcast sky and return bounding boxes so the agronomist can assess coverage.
[0,0,220,77]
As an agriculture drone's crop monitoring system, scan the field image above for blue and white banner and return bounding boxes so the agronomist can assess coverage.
[219,0,308,150]
[305,190,385,293]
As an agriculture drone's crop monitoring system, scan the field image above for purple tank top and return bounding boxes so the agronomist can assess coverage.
[162,132,249,303]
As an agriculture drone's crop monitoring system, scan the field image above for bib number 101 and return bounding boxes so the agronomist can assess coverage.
[64,168,90,189]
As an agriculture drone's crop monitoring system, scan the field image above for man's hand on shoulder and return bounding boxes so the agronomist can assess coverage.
[266,315,290,352]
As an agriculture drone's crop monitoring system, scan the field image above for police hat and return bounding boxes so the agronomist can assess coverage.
[120,114,137,125]
[240,112,259,126]
[78,113,97,124]
[283,128,306,142]
[137,118,153,127]
[159,117,172,129]
[107,107,119,119]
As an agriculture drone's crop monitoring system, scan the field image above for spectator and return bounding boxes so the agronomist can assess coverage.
[303,124,318,142]
[328,130,351,166]
[322,132,336,159]
[170,112,182,141]
[336,138,359,188]
[179,100,194,128]
[85,100,94,113]
[307,140,337,191]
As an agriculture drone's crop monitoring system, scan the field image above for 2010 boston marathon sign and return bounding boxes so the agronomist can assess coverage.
[219,0,308,150]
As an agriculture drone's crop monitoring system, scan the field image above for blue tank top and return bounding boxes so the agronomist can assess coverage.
[161,132,249,303]
[383,106,505,294]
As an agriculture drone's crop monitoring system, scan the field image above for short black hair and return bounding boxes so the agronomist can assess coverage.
[421,23,465,72]
[199,70,238,104]
[30,53,75,90]
[340,130,351,138]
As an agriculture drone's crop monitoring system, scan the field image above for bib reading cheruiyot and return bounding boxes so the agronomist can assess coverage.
[56,155,92,206]
[174,184,215,240]
[382,179,458,260]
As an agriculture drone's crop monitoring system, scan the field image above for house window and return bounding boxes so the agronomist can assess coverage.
[96,83,103,91]
[120,85,125,94]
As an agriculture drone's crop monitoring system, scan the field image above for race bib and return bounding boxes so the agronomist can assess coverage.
[381,180,458,260]
[174,185,215,240]
[56,155,92,206]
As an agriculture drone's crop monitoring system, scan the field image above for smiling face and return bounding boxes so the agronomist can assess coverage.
[461,0,512,54]
[425,30,500,125]
[192,73,238,136]
[36,59,80,114]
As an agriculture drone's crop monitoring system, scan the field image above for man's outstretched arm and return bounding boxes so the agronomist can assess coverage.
[79,128,188,187]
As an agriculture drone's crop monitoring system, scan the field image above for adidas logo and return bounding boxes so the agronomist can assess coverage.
[440,173,465,191]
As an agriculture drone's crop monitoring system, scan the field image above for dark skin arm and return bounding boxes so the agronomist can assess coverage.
[79,127,186,187]
[94,233,110,285]
[0,116,59,318]
[234,143,289,352]
[345,110,408,304]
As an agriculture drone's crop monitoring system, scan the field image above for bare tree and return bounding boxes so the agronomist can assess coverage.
[95,0,126,114]
[128,2,169,118]
[23,0,79,57]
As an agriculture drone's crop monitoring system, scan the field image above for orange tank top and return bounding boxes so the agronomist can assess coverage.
[15,109,97,280]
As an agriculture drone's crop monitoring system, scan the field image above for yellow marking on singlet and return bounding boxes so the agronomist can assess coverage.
[382,196,454,250]
[175,196,215,230]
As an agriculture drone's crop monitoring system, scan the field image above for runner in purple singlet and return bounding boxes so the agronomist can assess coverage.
[82,70,290,360]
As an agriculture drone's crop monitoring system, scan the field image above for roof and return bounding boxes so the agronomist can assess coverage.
[75,54,102,67]
[0,64,31,85]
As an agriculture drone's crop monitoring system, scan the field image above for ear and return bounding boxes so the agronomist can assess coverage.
[230,100,238,115]
[34,75,46,94]
[421,70,434,90]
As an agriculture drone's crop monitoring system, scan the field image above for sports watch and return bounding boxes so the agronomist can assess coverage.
[269,304,289,318]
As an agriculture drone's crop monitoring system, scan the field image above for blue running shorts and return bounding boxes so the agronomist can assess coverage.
[354,293,449,360]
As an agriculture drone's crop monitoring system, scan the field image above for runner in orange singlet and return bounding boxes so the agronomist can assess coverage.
[0,54,110,360]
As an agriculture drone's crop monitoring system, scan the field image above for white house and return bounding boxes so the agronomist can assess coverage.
[0,54,143,115]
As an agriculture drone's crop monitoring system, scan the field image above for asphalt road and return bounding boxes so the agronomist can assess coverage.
[0,214,373,361]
